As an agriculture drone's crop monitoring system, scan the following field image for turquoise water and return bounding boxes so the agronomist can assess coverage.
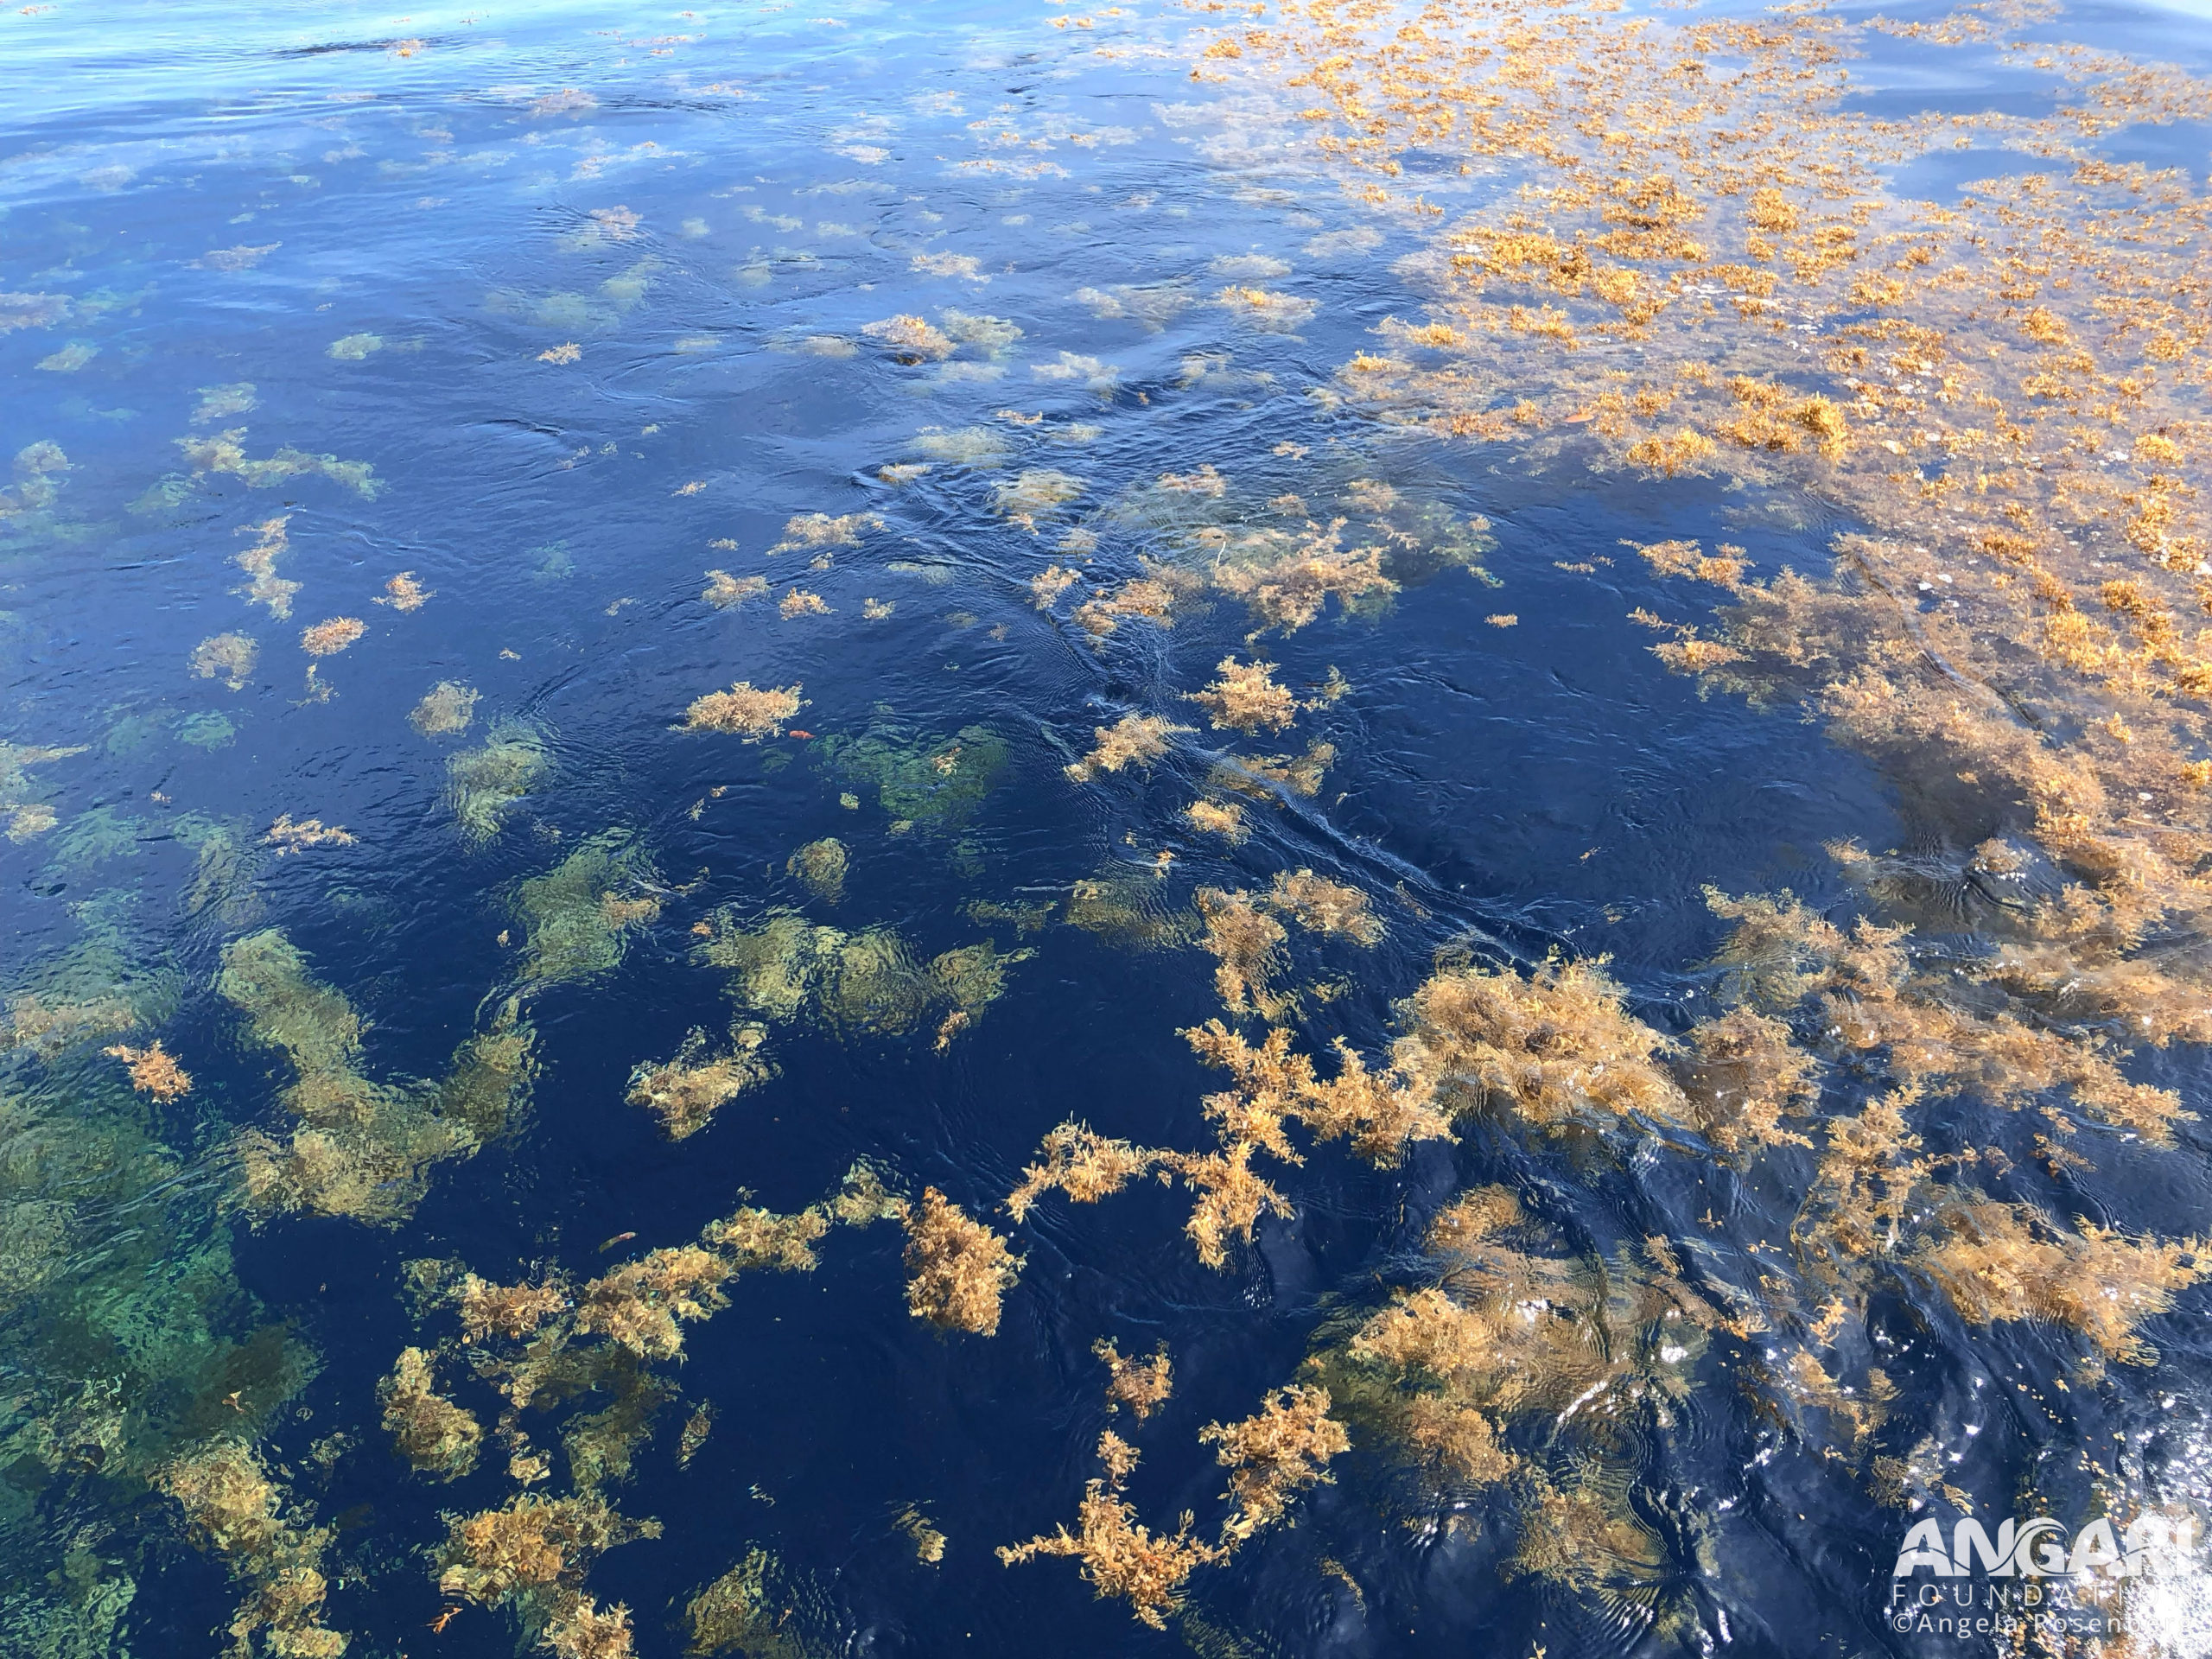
[7,0,2212,1654]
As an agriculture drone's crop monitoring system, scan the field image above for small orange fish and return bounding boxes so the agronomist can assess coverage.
[429,1607,461,1633]
[598,1231,638,1252]
[787,729,814,740]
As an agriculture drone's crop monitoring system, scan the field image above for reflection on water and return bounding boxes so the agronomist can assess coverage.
[6,0,2212,1652]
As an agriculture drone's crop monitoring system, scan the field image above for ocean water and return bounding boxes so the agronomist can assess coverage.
[6,0,2212,1655]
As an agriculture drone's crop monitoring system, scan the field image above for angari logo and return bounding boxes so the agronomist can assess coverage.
[1892,1515,2199,1580]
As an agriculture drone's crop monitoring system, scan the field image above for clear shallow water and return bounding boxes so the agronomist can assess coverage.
[7,0,2212,1656]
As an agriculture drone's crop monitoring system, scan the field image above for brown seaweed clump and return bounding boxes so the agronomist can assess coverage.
[1200,1383,1350,1541]
[1185,656,1298,734]
[1181,798,1249,842]
[995,468,1085,530]
[264,815,356,855]
[998,1430,1222,1630]
[1211,741,1337,804]
[1063,867,1192,952]
[702,569,768,608]
[1192,1020,1453,1169]
[1392,955,1688,1135]
[1704,888,2187,1145]
[1192,887,1288,1017]
[1007,1124,1167,1222]
[376,570,430,611]
[1000,1384,1346,1626]
[380,1346,483,1478]
[685,1547,827,1658]
[457,1272,570,1344]
[695,909,1031,1044]
[1071,561,1207,641]
[1263,869,1383,945]
[515,830,662,988]
[436,1492,658,1659]
[1032,565,1081,609]
[677,682,803,741]
[576,1247,748,1362]
[454,1166,893,1371]
[1210,523,1396,633]
[159,1440,350,1657]
[902,1188,1022,1337]
[1094,1338,1173,1421]
[1064,714,1191,783]
[1007,1020,1451,1271]
[779,588,830,620]
[448,721,550,842]
[769,511,881,554]
[1186,0,2212,1401]
[861,315,956,362]
[1380,948,1821,1159]
[1911,1196,2207,1365]
[625,1025,774,1141]
[232,517,297,617]
[105,1039,192,1102]
[299,617,365,657]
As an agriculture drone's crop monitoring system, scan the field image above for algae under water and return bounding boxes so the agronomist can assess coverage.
[8,0,2212,1653]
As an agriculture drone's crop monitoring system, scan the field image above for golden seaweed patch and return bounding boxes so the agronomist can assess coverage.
[376,571,431,612]
[381,1346,482,1478]
[997,1430,1222,1629]
[903,1188,1022,1336]
[159,1440,351,1657]
[1185,656,1298,733]
[678,682,804,740]
[1065,714,1190,782]
[1094,1338,1173,1421]
[703,569,769,608]
[105,1039,192,1102]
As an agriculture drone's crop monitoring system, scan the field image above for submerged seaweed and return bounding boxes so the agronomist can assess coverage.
[625,1025,774,1141]
[515,830,662,988]
[820,721,1007,830]
[448,721,550,842]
